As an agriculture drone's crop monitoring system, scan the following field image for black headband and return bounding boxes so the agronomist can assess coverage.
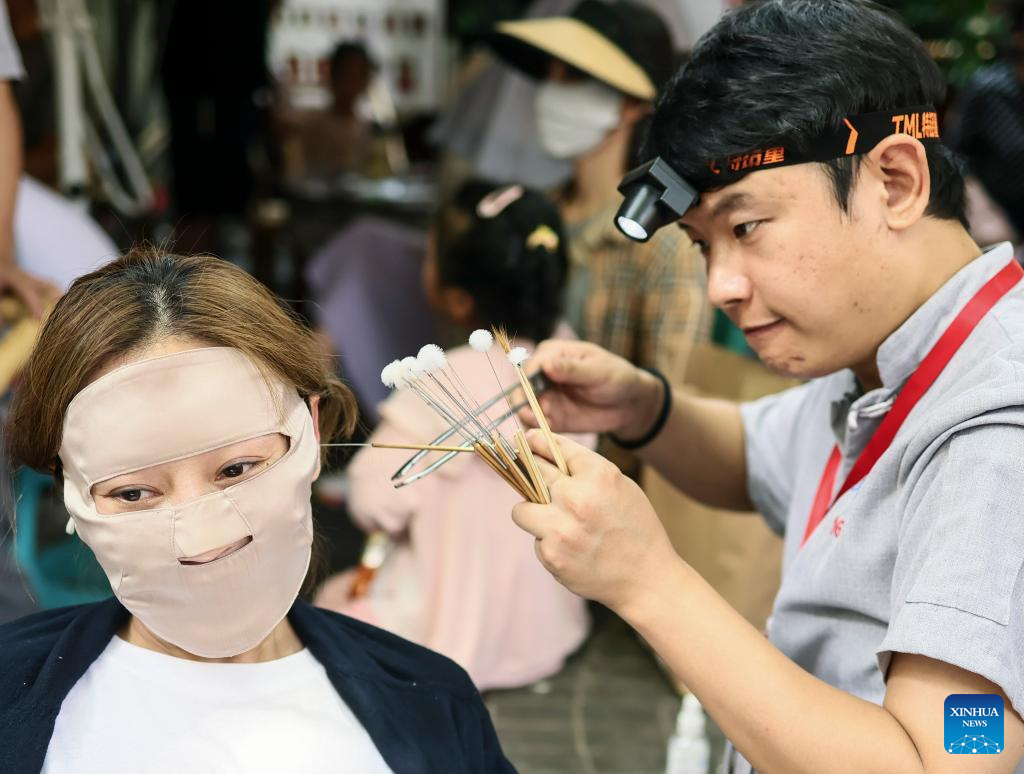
[706,106,941,185]
[614,106,943,242]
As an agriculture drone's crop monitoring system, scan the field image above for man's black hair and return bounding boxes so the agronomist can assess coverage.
[644,0,968,227]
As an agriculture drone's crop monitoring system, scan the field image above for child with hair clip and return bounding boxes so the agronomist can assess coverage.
[315,181,592,691]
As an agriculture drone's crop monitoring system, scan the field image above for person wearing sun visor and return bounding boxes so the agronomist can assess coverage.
[509,1,1024,772]
[485,0,711,396]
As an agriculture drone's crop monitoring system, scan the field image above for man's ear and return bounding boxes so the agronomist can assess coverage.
[864,134,931,232]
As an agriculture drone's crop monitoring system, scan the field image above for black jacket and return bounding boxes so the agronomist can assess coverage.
[0,598,516,773]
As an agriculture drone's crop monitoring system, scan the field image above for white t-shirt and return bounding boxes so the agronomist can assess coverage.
[42,635,393,774]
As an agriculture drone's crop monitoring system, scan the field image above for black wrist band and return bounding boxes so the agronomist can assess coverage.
[609,367,672,450]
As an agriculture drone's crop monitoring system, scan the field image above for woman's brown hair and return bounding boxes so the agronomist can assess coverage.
[6,246,357,477]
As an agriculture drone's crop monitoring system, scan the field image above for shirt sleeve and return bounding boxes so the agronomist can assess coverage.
[346,391,439,535]
[878,413,1024,717]
[740,382,816,535]
[0,4,24,81]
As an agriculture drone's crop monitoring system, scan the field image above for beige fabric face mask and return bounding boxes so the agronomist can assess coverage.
[60,347,317,658]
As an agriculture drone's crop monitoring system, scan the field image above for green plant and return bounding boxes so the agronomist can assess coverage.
[881,0,1010,86]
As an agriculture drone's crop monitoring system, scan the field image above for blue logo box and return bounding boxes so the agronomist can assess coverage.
[945,694,1003,755]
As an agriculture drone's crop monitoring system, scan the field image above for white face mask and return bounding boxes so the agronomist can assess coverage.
[534,80,626,160]
[60,347,318,658]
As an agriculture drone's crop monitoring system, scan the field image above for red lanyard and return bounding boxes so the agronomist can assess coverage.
[800,259,1024,549]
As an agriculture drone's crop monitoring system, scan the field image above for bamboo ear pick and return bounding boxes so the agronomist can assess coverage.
[513,429,550,504]
[375,335,565,504]
[493,326,569,476]
[323,442,474,453]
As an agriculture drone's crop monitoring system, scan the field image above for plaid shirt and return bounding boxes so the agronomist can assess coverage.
[564,203,712,385]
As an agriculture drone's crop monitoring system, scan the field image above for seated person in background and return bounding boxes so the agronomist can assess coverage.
[315,182,592,691]
[277,41,376,180]
[0,248,513,774]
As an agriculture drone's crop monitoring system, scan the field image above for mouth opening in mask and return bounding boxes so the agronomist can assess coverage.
[178,535,254,566]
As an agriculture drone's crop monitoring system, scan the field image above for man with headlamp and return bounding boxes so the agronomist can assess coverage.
[514,1,1024,771]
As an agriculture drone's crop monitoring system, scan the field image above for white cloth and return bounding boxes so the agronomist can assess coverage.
[0,2,24,80]
[42,635,393,774]
[14,176,118,291]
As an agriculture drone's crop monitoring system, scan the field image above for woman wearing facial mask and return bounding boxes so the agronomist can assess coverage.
[0,248,514,774]
[315,181,593,691]
[486,0,711,388]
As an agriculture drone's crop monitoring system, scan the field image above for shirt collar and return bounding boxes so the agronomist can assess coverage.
[876,242,1017,391]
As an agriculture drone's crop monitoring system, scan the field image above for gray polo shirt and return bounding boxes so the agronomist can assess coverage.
[0,3,23,81]
[738,242,1024,770]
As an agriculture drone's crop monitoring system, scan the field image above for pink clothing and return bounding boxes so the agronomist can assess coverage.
[318,333,591,691]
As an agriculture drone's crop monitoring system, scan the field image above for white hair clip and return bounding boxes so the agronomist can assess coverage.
[476,185,525,219]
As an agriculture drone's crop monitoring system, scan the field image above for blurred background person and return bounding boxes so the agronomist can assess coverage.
[276,41,376,181]
[486,1,711,395]
[315,181,592,691]
[948,0,1024,244]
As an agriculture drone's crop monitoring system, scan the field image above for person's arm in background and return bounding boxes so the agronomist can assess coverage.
[345,403,426,536]
[0,3,59,317]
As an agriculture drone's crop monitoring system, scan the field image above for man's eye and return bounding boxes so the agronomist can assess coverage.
[734,221,762,239]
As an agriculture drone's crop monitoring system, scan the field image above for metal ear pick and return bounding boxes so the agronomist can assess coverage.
[324,327,563,503]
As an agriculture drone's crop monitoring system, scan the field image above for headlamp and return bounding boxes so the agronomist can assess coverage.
[614,157,699,243]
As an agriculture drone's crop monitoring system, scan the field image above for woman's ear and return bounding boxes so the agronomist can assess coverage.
[309,394,322,480]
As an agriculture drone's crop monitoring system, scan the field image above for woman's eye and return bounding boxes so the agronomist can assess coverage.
[733,220,762,239]
[112,488,151,503]
[219,461,258,480]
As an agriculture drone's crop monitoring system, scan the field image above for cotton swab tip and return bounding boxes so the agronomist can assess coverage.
[381,359,402,388]
[417,343,447,370]
[394,356,418,388]
[469,329,494,352]
[507,346,529,367]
